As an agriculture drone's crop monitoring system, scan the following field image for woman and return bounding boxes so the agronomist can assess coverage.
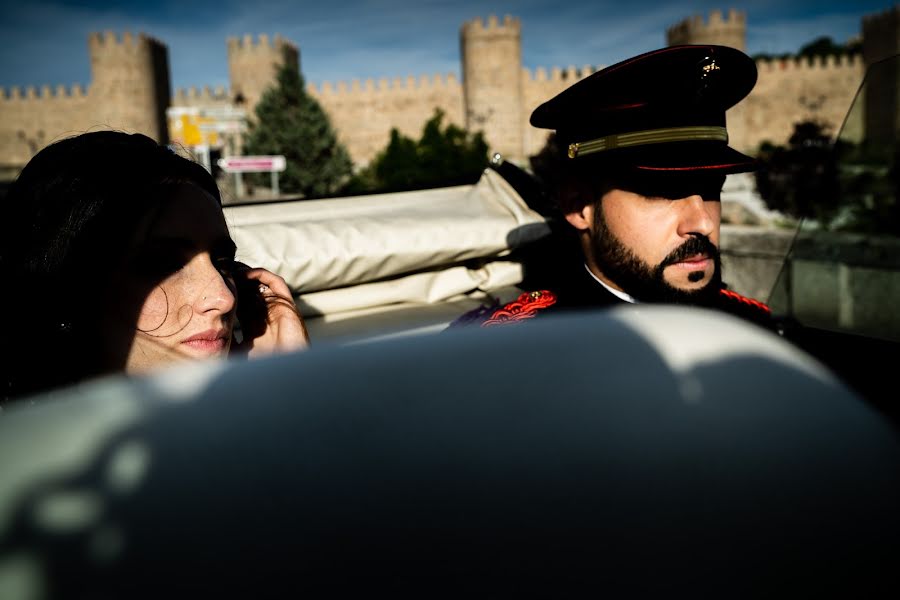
[0,131,308,402]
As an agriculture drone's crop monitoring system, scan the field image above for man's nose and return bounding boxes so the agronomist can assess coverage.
[675,195,717,238]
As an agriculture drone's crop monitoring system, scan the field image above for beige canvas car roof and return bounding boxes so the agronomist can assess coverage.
[225,169,550,326]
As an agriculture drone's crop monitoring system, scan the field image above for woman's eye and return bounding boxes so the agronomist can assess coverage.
[215,257,237,276]
[134,252,186,277]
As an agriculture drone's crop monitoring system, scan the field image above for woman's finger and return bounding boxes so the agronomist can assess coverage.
[236,267,293,299]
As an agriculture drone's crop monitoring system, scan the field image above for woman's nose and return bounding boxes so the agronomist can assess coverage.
[196,258,236,315]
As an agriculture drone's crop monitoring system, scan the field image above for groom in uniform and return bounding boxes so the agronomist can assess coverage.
[460,44,773,328]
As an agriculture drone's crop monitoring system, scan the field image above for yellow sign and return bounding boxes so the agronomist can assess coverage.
[167,109,220,148]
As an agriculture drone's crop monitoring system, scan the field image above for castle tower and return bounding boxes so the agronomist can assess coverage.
[88,32,171,143]
[862,6,900,147]
[227,34,300,116]
[460,15,525,162]
[666,9,746,51]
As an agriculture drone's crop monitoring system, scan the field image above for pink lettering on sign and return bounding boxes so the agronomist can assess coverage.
[217,155,286,173]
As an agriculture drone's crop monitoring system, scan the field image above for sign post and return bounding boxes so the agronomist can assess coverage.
[217,155,287,198]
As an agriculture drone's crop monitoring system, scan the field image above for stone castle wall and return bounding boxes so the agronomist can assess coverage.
[1,8,894,172]
[521,65,595,157]
[308,51,866,164]
[307,19,601,166]
[228,34,299,113]
[307,74,464,167]
[666,9,747,51]
[460,15,524,162]
[171,85,233,108]
[862,7,900,147]
[0,32,170,167]
[730,54,865,151]
[88,31,171,143]
[297,8,876,164]
[170,33,299,112]
[0,84,91,166]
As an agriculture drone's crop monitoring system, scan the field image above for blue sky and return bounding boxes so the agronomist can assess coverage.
[0,0,894,92]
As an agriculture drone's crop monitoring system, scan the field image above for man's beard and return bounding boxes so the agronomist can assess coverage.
[591,207,722,305]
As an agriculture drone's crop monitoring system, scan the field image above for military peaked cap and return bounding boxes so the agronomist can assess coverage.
[531,45,758,174]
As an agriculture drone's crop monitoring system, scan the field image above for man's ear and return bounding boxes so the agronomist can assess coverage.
[564,202,594,232]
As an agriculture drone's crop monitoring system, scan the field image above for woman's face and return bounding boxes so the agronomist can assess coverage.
[103,183,238,374]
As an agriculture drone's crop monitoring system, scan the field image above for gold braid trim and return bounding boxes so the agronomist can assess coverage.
[568,126,728,159]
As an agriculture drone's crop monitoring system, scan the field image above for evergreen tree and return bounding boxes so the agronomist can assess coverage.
[755,120,840,224]
[345,109,488,194]
[798,36,861,58]
[752,35,860,62]
[244,53,352,198]
[756,120,900,233]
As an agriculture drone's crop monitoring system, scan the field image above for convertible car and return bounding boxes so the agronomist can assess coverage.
[0,57,897,598]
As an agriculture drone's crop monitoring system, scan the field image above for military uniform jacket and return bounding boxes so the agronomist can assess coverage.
[452,263,774,331]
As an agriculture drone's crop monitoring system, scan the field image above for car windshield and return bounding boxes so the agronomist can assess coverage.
[767,54,900,343]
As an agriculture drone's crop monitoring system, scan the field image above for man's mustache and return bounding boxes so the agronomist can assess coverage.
[660,235,719,268]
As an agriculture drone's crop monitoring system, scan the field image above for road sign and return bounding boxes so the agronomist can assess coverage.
[217,155,286,173]
[199,122,247,134]
[199,106,248,120]
[168,110,219,148]
[167,106,247,149]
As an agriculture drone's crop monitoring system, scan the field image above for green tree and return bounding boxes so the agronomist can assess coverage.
[345,109,488,194]
[798,36,862,58]
[752,35,860,62]
[755,120,839,224]
[244,53,352,198]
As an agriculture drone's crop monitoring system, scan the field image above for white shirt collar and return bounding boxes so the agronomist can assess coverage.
[584,263,637,304]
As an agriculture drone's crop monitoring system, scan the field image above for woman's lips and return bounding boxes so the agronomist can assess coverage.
[181,329,228,354]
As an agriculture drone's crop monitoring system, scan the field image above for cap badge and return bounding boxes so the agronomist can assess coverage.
[697,56,721,100]
[699,57,720,75]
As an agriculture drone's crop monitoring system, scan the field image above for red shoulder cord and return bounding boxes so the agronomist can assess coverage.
[719,289,771,313]
[482,290,558,327]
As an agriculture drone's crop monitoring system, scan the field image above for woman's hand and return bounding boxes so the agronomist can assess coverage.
[232,263,310,358]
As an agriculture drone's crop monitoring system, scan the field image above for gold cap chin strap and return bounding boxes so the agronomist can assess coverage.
[567,125,728,159]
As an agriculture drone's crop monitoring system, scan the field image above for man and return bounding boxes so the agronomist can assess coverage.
[459,44,773,328]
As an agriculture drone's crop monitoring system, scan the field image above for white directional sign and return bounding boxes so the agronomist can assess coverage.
[217,155,286,173]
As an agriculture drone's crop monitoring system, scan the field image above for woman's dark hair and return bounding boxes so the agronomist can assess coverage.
[0,131,222,403]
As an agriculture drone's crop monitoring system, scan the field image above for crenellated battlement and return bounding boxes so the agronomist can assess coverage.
[461,14,521,36]
[307,72,461,97]
[0,83,87,101]
[460,13,525,159]
[227,32,300,113]
[667,9,746,50]
[172,85,230,103]
[755,52,863,73]
[667,8,746,35]
[862,4,900,27]
[523,64,598,83]
[0,9,883,173]
[227,33,298,53]
[88,30,166,52]
[861,4,899,63]
[710,8,746,26]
